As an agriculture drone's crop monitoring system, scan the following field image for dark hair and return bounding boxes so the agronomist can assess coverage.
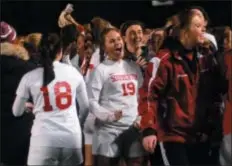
[120,20,145,36]
[60,24,79,51]
[99,27,120,61]
[211,26,232,52]
[149,29,167,54]
[90,17,112,44]
[188,6,210,25]
[39,33,62,86]
[23,42,41,65]
[178,9,200,30]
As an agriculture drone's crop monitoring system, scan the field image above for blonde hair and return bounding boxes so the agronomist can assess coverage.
[25,33,42,48]
[14,36,26,46]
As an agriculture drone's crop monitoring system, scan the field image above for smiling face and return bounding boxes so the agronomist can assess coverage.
[124,24,143,50]
[77,34,85,53]
[182,14,206,47]
[189,15,206,44]
[103,29,124,61]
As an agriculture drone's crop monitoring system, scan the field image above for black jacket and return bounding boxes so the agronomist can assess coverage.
[0,42,36,165]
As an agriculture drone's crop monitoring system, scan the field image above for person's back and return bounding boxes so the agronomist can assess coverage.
[12,33,89,166]
[22,62,82,147]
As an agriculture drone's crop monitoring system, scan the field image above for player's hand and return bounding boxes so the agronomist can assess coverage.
[58,11,72,28]
[25,102,34,112]
[197,132,208,142]
[58,4,74,28]
[133,116,141,129]
[142,135,157,153]
[136,56,147,68]
[114,110,123,121]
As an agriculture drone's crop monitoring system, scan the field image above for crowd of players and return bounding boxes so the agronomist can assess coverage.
[1,3,231,166]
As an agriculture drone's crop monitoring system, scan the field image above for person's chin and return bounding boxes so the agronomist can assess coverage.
[198,39,205,45]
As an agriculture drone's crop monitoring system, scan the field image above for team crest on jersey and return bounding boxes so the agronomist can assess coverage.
[109,73,137,82]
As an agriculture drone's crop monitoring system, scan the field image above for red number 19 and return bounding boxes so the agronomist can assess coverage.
[122,82,135,96]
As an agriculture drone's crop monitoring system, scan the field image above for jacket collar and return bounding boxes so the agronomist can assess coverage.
[0,42,29,61]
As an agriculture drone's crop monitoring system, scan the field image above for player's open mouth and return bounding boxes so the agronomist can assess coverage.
[115,47,122,54]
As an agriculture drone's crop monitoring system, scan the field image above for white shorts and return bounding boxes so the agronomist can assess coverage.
[92,126,147,158]
[83,114,96,145]
[220,134,232,166]
[27,146,83,166]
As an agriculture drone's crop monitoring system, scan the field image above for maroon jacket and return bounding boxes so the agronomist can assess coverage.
[139,39,220,143]
[223,50,232,135]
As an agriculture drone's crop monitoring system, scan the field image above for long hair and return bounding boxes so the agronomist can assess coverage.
[90,17,112,45]
[60,24,79,53]
[39,33,62,86]
[211,26,232,52]
[99,27,120,61]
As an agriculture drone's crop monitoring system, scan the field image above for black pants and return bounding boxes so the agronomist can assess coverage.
[80,130,85,166]
[149,143,163,166]
[1,115,33,165]
[159,142,210,166]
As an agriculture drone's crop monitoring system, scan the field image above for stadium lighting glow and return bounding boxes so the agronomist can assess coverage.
[151,0,174,6]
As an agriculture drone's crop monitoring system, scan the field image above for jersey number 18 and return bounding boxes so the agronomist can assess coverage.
[40,81,72,112]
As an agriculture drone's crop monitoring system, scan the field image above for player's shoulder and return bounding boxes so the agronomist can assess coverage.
[18,67,43,85]
[125,59,137,66]
[24,67,43,77]
[57,62,80,74]
[124,59,141,71]
[93,61,108,72]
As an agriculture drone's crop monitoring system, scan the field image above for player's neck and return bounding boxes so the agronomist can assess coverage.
[55,54,62,61]
[126,44,142,57]
[107,56,121,62]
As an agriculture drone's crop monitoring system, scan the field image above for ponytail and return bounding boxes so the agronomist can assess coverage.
[39,33,61,86]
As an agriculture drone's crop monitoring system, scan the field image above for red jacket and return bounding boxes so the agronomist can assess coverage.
[223,50,232,135]
[139,39,220,143]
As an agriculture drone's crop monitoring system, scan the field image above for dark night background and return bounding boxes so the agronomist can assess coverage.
[1,0,232,35]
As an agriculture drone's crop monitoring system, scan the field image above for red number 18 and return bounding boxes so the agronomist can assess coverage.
[40,81,72,112]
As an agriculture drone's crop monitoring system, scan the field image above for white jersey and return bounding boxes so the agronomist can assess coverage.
[87,59,143,129]
[84,47,100,83]
[16,61,89,148]
[70,54,80,71]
